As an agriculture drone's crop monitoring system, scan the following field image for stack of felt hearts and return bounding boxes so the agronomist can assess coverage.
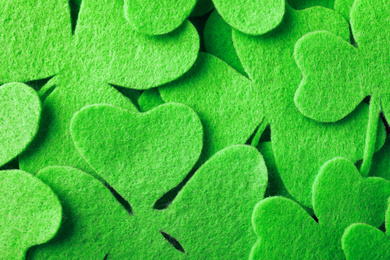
[2,0,390,259]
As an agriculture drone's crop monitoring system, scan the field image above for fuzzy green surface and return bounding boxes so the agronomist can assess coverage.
[19,72,137,175]
[370,137,390,180]
[31,146,266,258]
[334,0,354,20]
[342,203,390,260]
[251,157,390,260]
[138,89,165,112]
[0,0,71,83]
[204,10,246,75]
[294,0,390,122]
[70,103,203,211]
[124,0,196,35]
[233,5,386,207]
[0,170,61,259]
[287,0,335,9]
[0,83,41,167]
[160,53,263,162]
[190,0,214,17]
[213,0,285,35]
[20,0,200,174]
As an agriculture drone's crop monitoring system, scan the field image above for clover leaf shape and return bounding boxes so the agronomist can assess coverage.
[294,0,390,176]
[251,157,390,260]
[231,4,386,207]
[17,0,199,174]
[29,103,268,258]
[124,0,285,36]
[342,200,390,260]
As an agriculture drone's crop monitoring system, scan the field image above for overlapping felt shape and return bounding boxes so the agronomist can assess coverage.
[294,0,390,123]
[250,157,390,260]
[287,0,335,9]
[19,0,200,174]
[342,203,390,260]
[370,138,390,180]
[232,4,386,206]
[161,145,268,259]
[0,83,41,168]
[203,10,247,75]
[334,0,355,20]
[70,103,203,211]
[190,0,214,17]
[213,0,285,35]
[124,0,197,35]
[0,170,61,259]
[138,89,165,112]
[29,166,179,259]
[0,0,71,83]
[160,53,263,162]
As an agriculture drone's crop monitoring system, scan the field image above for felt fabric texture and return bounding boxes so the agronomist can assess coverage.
[212,0,285,35]
[287,0,335,9]
[19,72,138,175]
[19,0,199,174]
[0,0,71,83]
[31,146,266,259]
[204,10,247,75]
[70,103,203,211]
[138,89,165,112]
[294,0,390,123]
[370,138,390,180]
[190,0,214,17]
[160,53,263,162]
[334,0,354,20]
[124,0,197,35]
[0,170,61,259]
[0,83,41,168]
[232,4,386,207]
[342,204,390,260]
[250,157,390,260]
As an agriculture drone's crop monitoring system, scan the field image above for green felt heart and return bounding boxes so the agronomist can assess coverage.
[160,53,263,162]
[124,0,197,35]
[0,83,41,168]
[232,4,386,207]
[294,0,390,176]
[19,0,199,174]
[251,157,390,260]
[31,145,267,259]
[70,103,203,211]
[213,0,285,35]
[0,170,61,259]
[342,203,390,260]
[0,0,71,83]
[204,10,247,75]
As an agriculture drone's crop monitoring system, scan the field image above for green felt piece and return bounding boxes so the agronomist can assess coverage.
[19,72,138,175]
[370,137,390,180]
[294,0,390,123]
[162,145,267,258]
[0,83,41,168]
[31,145,266,258]
[71,103,203,211]
[124,0,197,35]
[20,0,199,173]
[0,170,61,259]
[334,0,354,21]
[29,166,180,259]
[232,4,386,206]
[342,204,390,260]
[190,0,214,17]
[251,157,390,260]
[204,10,247,75]
[287,0,335,9]
[160,53,263,162]
[76,0,199,90]
[0,0,71,83]
[213,0,285,35]
[138,89,165,112]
